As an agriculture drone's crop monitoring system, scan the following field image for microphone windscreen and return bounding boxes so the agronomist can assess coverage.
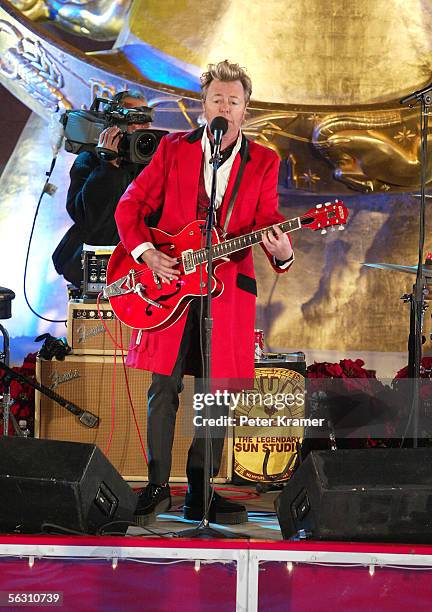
[210,116,228,135]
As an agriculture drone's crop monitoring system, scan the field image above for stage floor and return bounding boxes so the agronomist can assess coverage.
[127,483,283,539]
[3,484,432,610]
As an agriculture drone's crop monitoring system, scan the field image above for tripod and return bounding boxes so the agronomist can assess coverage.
[0,287,22,437]
[400,84,432,445]
[0,324,28,437]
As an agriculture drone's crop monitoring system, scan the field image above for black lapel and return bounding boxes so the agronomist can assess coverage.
[187,127,251,162]
[239,134,251,161]
[186,126,205,143]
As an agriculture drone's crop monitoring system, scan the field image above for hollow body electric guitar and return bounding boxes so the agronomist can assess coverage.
[104,200,348,331]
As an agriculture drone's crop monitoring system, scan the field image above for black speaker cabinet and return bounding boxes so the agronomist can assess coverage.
[275,449,432,543]
[0,437,137,535]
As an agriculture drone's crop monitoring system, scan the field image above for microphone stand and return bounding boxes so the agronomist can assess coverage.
[400,84,432,446]
[179,126,246,539]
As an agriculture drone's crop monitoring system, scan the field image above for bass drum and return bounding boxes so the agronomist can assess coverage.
[233,354,306,488]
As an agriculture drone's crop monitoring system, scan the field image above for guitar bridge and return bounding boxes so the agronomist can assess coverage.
[182,249,196,275]
[103,269,136,298]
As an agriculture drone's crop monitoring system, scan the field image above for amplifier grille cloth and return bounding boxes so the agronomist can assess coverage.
[67,303,133,355]
[36,358,229,481]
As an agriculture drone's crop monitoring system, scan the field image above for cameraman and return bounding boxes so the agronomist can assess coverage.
[52,90,151,288]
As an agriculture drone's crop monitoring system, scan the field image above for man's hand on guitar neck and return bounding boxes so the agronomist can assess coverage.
[140,249,180,284]
[262,225,293,263]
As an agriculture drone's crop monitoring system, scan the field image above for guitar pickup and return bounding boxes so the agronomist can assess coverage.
[182,249,196,275]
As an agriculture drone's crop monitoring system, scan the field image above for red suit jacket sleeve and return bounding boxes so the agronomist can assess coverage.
[252,152,293,274]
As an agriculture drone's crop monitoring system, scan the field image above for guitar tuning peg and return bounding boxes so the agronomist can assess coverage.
[330,226,337,232]
[316,204,323,209]
[321,229,327,235]
[338,225,345,231]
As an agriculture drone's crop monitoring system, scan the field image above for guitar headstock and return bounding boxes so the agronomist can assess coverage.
[301,200,348,234]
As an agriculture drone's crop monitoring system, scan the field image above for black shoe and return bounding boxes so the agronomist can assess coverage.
[183,491,248,525]
[134,483,171,527]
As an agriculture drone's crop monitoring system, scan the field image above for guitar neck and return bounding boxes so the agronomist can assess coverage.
[194,217,301,264]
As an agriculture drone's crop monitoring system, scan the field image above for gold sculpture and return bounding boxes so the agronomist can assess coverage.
[8,0,131,40]
[2,0,432,358]
[3,0,432,193]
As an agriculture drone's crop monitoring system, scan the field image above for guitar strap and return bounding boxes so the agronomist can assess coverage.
[221,139,249,236]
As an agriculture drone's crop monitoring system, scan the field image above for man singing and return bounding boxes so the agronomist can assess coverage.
[115,60,294,526]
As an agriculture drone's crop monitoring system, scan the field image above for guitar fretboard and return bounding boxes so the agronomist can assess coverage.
[192,217,301,265]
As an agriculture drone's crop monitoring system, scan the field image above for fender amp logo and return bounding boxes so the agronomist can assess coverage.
[50,369,80,389]
[76,323,106,344]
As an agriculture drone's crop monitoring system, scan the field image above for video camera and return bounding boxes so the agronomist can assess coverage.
[60,96,168,165]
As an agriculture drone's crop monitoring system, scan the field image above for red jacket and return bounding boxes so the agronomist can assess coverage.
[114,127,292,381]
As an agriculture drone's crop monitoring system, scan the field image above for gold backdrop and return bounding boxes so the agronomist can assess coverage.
[255,193,430,354]
[129,0,432,105]
[2,0,432,360]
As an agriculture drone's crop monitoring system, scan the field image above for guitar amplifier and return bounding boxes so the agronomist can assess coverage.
[82,244,115,299]
[67,301,133,355]
[233,354,306,484]
[35,356,232,482]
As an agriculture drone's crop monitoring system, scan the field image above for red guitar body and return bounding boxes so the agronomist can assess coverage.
[106,221,226,330]
[105,200,348,331]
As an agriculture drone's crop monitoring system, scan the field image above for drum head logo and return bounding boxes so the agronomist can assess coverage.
[233,367,305,482]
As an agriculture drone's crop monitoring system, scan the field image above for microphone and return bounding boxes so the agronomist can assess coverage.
[210,116,228,145]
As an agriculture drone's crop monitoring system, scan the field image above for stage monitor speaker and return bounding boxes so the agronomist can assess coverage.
[275,449,432,543]
[0,436,137,535]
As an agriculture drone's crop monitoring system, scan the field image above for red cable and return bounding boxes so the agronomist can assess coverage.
[134,484,260,501]
[213,486,260,501]
[96,293,148,464]
[104,317,117,455]
[96,293,128,352]
[119,323,148,464]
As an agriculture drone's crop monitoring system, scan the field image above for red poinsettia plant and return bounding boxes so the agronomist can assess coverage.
[307,358,380,394]
[0,353,37,436]
[306,358,396,447]
[393,356,432,404]
[393,356,432,380]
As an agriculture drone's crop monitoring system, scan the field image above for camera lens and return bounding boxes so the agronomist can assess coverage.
[135,132,157,157]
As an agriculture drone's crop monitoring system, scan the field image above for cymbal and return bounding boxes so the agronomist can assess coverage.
[362,262,432,277]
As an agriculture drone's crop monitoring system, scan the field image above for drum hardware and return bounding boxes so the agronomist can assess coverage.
[363,261,432,278]
[364,254,431,436]
[0,287,17,437]
[401,292,430,343]
[262,351,306,363]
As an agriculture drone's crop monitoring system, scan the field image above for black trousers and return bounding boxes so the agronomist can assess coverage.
[147,300,227,492]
